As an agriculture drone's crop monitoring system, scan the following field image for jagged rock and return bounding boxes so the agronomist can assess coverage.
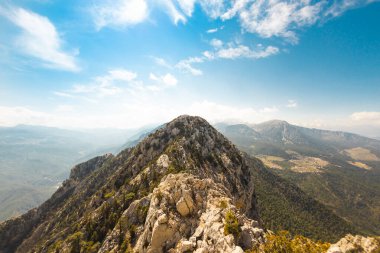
[327,234,380,253]
[134,173,264,253]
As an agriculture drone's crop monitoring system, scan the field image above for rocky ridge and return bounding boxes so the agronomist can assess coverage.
[0,115,264,253]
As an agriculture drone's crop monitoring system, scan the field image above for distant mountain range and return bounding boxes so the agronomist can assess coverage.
[216,120,380,235]
[0,125,149,221]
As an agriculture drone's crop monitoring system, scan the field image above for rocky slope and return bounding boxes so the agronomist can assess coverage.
[0,116,264,253]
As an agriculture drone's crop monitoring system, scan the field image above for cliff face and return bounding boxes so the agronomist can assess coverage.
[0,116,264,253]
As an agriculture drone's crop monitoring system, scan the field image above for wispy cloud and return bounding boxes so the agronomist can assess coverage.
[90,1,377,44]
[174,40,279,75]
[206,28,218,33]
[350,111,380,125]
[148,73,178,90]
[286,100,298,108]
[0,6,79,71]
[0,106,50,127]
[92,0,148,29]
[54,68,178,102]
[215,44,279,59]
[186,100,280,123]
[176,56,204,76]
[222,0,324,43]
[325,0,378,18]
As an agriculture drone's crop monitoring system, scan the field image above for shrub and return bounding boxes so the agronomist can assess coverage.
[224,210,240,237]
[249,230,330,253]
[219,200,228,209]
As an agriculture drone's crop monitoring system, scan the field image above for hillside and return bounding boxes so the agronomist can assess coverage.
[217,121,380,235]
[0,116,357,252]
[0,125,138,221]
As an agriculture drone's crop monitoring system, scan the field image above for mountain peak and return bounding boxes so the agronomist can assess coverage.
[258,119,290,127]
[0,116,264,253]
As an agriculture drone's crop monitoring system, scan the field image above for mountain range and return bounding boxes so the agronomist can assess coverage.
[216,120,380,235]
[1,116,377,253]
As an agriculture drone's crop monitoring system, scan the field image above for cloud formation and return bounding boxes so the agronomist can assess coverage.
[0,100,279,129]
[92,0,148,29]
[55,68,178,103]
[173,39,279,75]
[351,111,380,125]
[89,0,378,43]
[149,73,178,90]
[0,6,79,71]
[286,99,298,108]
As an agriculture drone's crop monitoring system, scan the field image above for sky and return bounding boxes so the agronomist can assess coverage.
[0,0,379,137]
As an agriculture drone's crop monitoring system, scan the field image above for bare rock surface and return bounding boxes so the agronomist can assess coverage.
[327,234,380,253]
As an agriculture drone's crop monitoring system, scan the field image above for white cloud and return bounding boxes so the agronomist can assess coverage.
[69,69,137,97]
[0,6,79,71]
[55,105,75,113]
[350,111,380,125]
[178,0,197,16]
[235,1,324,42]
[324,0,377,18]
[286,99,298,108]
[152,57,172,68]
[176,56,204,75]
[216,45,279,59]
[160,0,187,24]
[260,106,279,113]
[0,106,50,127]
[206,28,218,33]
[55,69,177,101]
[161,73,178,86]
[206,25,224,33]
[210,38,223,48]
[92,0,148,29]
[87,0,377,45]
[104,69,137,82]
[148,73,178,90]
[175,40,278,75]
[186,100,280,123]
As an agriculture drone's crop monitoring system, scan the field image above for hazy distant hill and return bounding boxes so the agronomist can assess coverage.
[0,125,142,221]
[217,120,380,235]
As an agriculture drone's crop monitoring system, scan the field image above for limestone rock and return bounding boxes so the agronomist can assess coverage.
[134,173,264,253]
[327,234,380,253]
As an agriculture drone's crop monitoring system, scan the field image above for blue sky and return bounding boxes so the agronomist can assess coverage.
[0,0,379,136]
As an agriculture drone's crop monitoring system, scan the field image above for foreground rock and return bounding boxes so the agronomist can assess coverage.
[327,234,380,253]
[133,173,264,252]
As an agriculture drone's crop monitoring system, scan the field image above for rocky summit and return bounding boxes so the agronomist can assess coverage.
[0,116,264,253]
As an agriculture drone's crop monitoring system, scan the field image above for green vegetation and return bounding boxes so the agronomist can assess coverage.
[219,200,228,209]
[246,156,356,242]
[224,210,240,237]
[249,231,330,253]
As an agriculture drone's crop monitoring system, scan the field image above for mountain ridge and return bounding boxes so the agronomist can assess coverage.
[0,115,360,253]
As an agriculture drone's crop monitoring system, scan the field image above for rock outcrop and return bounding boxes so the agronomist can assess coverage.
[327,234,380,253]
[133,173,263,253]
